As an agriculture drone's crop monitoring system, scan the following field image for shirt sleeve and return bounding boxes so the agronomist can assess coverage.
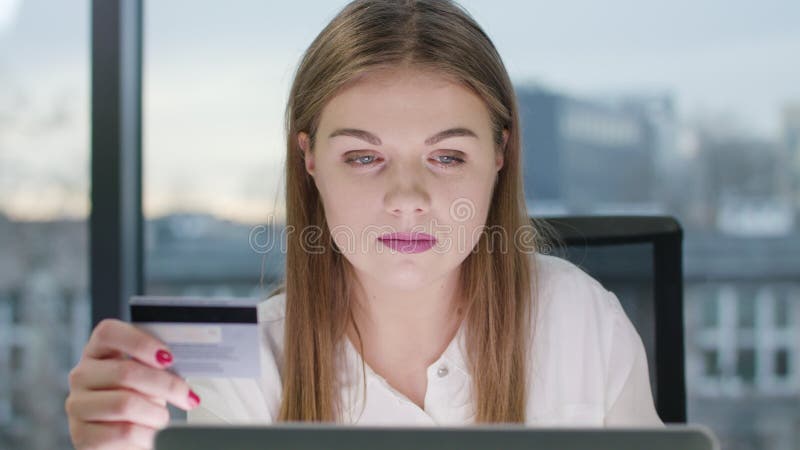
[185,377,275,424]
[185,312,285,424]
[602,291,664,427]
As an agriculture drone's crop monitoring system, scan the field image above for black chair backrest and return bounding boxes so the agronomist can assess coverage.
[533,215,686,423]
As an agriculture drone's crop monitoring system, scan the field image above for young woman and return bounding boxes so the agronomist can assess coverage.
[65,0,662,448]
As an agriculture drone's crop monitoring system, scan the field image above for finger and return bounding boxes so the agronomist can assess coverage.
[70,419,156,450]
[84,318,172,369]
[70,358,198,411]
[144,395,167,407]
[66,390,171,430]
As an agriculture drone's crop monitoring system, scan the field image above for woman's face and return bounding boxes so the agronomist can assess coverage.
[298,67,505,291]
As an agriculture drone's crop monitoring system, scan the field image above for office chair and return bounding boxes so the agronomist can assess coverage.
[533,215,686,423]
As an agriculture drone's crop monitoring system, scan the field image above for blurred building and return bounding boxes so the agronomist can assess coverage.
[2,87,799,449]
[0,212,285,450]
[684,232,800,450]
[514,86,800,449]
[697,134,793,236]
[2,207,800,450]
[516,86,666,216]
[783,103,800,223]
[0,215,89,450]
[145,213,285,296]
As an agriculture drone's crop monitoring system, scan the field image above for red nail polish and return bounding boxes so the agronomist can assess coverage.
[156,349,173,365]
[188,390,201,408]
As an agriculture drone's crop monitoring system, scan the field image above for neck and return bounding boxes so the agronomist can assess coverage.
[346,266,465,366]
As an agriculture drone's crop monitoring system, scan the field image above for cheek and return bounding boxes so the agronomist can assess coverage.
[314,169,359,214]
[437,178,496,253]
[442,172,495,218]
[314,174,375,252]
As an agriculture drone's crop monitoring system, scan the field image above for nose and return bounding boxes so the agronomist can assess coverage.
[383,162,431,217]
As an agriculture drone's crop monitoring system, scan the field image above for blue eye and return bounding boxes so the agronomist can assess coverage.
[345,154,380,166]
[435,155,465,166]
[343,152,465,169]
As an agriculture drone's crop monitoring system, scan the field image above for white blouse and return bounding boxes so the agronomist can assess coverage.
[186,253,663,427]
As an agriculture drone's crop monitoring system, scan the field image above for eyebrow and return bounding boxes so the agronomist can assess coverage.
[328,127,479,146]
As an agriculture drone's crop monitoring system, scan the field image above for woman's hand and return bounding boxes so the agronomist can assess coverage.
[65,318,201,450]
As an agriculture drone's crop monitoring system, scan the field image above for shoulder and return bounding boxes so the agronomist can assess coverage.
[525,252,658,425]
[531,252,625,324]
[529,251,631,357]
[258,291,287,322]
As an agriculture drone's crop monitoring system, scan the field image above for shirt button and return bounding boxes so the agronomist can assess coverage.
[437,365,449,378]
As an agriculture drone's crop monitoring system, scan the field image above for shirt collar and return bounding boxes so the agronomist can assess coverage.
[336,318,471,419]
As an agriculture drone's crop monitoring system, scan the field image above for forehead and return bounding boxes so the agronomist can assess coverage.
[317,68,493,140]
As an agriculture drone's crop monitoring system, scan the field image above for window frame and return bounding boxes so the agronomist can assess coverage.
[90,0,144,327]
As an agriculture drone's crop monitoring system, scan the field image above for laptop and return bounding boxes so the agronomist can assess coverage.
[155,423,719,450]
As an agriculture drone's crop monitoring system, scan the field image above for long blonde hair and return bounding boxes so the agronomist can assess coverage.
[275,0,546,423]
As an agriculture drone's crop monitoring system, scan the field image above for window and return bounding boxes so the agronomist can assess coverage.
[138,1,799,449]
[0,1,90,449]
[691,283,799,397]
[703,349,721,377]
[141,0,324,297]
[702,295,719,329]
[738,290,757,329]
[736,348,756,384]
[775,293,789,328]
[775,349,789,378]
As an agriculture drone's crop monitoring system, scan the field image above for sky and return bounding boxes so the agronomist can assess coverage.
[1,0,799,222]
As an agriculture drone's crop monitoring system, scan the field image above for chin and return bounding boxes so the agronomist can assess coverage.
[377,266,433,290]
[346,254,439,289]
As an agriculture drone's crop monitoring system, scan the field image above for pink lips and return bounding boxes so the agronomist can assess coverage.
[378,232,436,254]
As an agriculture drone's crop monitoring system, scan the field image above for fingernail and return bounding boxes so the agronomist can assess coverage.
[188,390,201,408]
[156,349,173,365]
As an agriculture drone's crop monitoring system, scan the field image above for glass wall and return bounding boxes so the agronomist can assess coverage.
[0,1,90,449]
[143,1,800,449]
[142,1,336,297]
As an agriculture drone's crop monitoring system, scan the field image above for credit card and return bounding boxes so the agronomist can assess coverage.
[129,296,263,378]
